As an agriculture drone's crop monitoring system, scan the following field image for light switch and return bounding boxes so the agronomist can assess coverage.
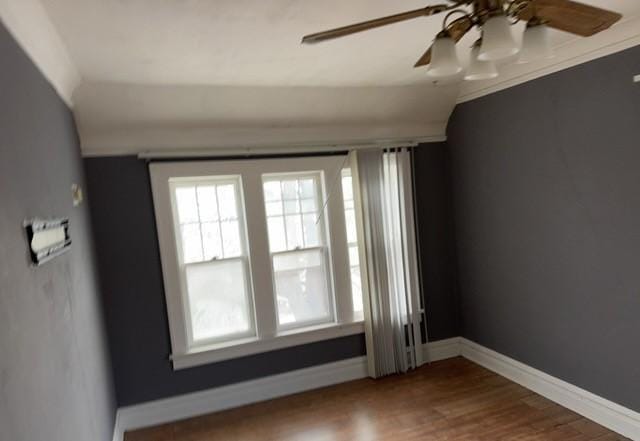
[72,184,83,206]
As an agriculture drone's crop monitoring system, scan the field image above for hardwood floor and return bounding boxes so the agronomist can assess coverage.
[125,357,628,441]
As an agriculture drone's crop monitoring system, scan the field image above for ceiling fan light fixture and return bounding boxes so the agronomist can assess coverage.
[427,32,462,78]
[465,43,498,81]
[518,21,553,64]
[478,14,519,62]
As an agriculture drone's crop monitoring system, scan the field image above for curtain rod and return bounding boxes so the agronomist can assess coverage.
[136,136,445,160]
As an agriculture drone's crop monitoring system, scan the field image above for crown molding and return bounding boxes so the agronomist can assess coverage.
[0,0,80,107]
[457,15,640,104]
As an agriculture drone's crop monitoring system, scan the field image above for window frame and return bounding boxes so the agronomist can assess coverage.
[150,156,363,370]
[262,171,335,331]
[169,176,256,348]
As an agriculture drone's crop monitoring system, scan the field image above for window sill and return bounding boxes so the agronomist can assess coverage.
[171,321,365,370]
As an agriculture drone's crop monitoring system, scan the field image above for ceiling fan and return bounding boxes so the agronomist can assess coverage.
[301,0,621,81]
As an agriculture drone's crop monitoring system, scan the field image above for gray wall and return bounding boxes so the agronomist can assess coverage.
[83,156,365,406]
[448,45,640,411]
[413,145,460,341]
[0,24,116,441]
[84,148,456,405]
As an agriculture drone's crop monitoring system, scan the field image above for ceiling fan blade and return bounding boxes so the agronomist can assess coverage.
[302,5,450,44]
[414,16,473,67]
[517,0,621,36]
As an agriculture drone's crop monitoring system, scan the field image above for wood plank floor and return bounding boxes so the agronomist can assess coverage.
[125,357,629,441]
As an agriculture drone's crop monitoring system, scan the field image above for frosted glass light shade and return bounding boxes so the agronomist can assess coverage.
[518,24,553,64]
[479,15,519,61]
[427,35,463,78]
[465,45,498,81]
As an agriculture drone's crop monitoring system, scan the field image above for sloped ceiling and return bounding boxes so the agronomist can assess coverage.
[3,0,640,154]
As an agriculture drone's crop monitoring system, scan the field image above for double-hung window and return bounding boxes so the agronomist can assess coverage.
[263,174,333,329]
[171,178,253,345]
[150,156,364,369]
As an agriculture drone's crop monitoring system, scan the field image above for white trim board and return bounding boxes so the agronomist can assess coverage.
[111,338,640,440]
[111,338,461,439]
[114,356,368,436]
[423,337,462,362]
[111,412,124,441]
[459,338,640,441]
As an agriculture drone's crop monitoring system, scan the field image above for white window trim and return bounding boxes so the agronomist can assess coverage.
[171,321,364,369]
[150,156,363,370]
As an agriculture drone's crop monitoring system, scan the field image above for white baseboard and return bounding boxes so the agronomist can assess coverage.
[110,339,640,441]
[114,356,368,434]
[111,411,124,441]
[423,337,462,362]
[460,338,640,441]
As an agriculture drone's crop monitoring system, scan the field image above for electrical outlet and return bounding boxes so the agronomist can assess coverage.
[634,74,640,83]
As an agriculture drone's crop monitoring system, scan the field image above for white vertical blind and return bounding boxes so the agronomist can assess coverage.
[355,148,424,377]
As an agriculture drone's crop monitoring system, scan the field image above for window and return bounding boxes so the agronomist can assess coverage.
[171,179,254,345]
[150,156,364,369]
[263,174,333,329]
[341,169,363,316]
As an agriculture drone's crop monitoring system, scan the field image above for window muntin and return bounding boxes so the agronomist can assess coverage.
[263,174,334,329]
[171,178,255,345]
[263,177,322,252]
[174,182,243,263]
[341,169,364,315]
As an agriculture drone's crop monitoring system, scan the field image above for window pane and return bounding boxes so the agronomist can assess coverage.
[263,181,281,201]
[348,244,359,266]
[302,213,320,247]
[221,220,241,257]
[196,186,218,222]
[300,198,316,213]
[299,179,315,198]
[185,260,252,341]
[342,169,363,315]
[217,184,237,220]
[341,176,353,201]
[263,174,323,253]
[201,222,222,260]
[284,200,299,214]
[267,216,287,252]
[180,223,203,263]
[273,249,331,326]
[265,201,282,216]
[175,187,199,223]
[282,180,298,199]
[285,215,304,249]
[344,208,357,243]
[350,266,363,314]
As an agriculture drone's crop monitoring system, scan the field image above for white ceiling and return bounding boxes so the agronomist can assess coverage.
[4,0,640,154]
[38,0,640,87]
[39,0,452,87]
